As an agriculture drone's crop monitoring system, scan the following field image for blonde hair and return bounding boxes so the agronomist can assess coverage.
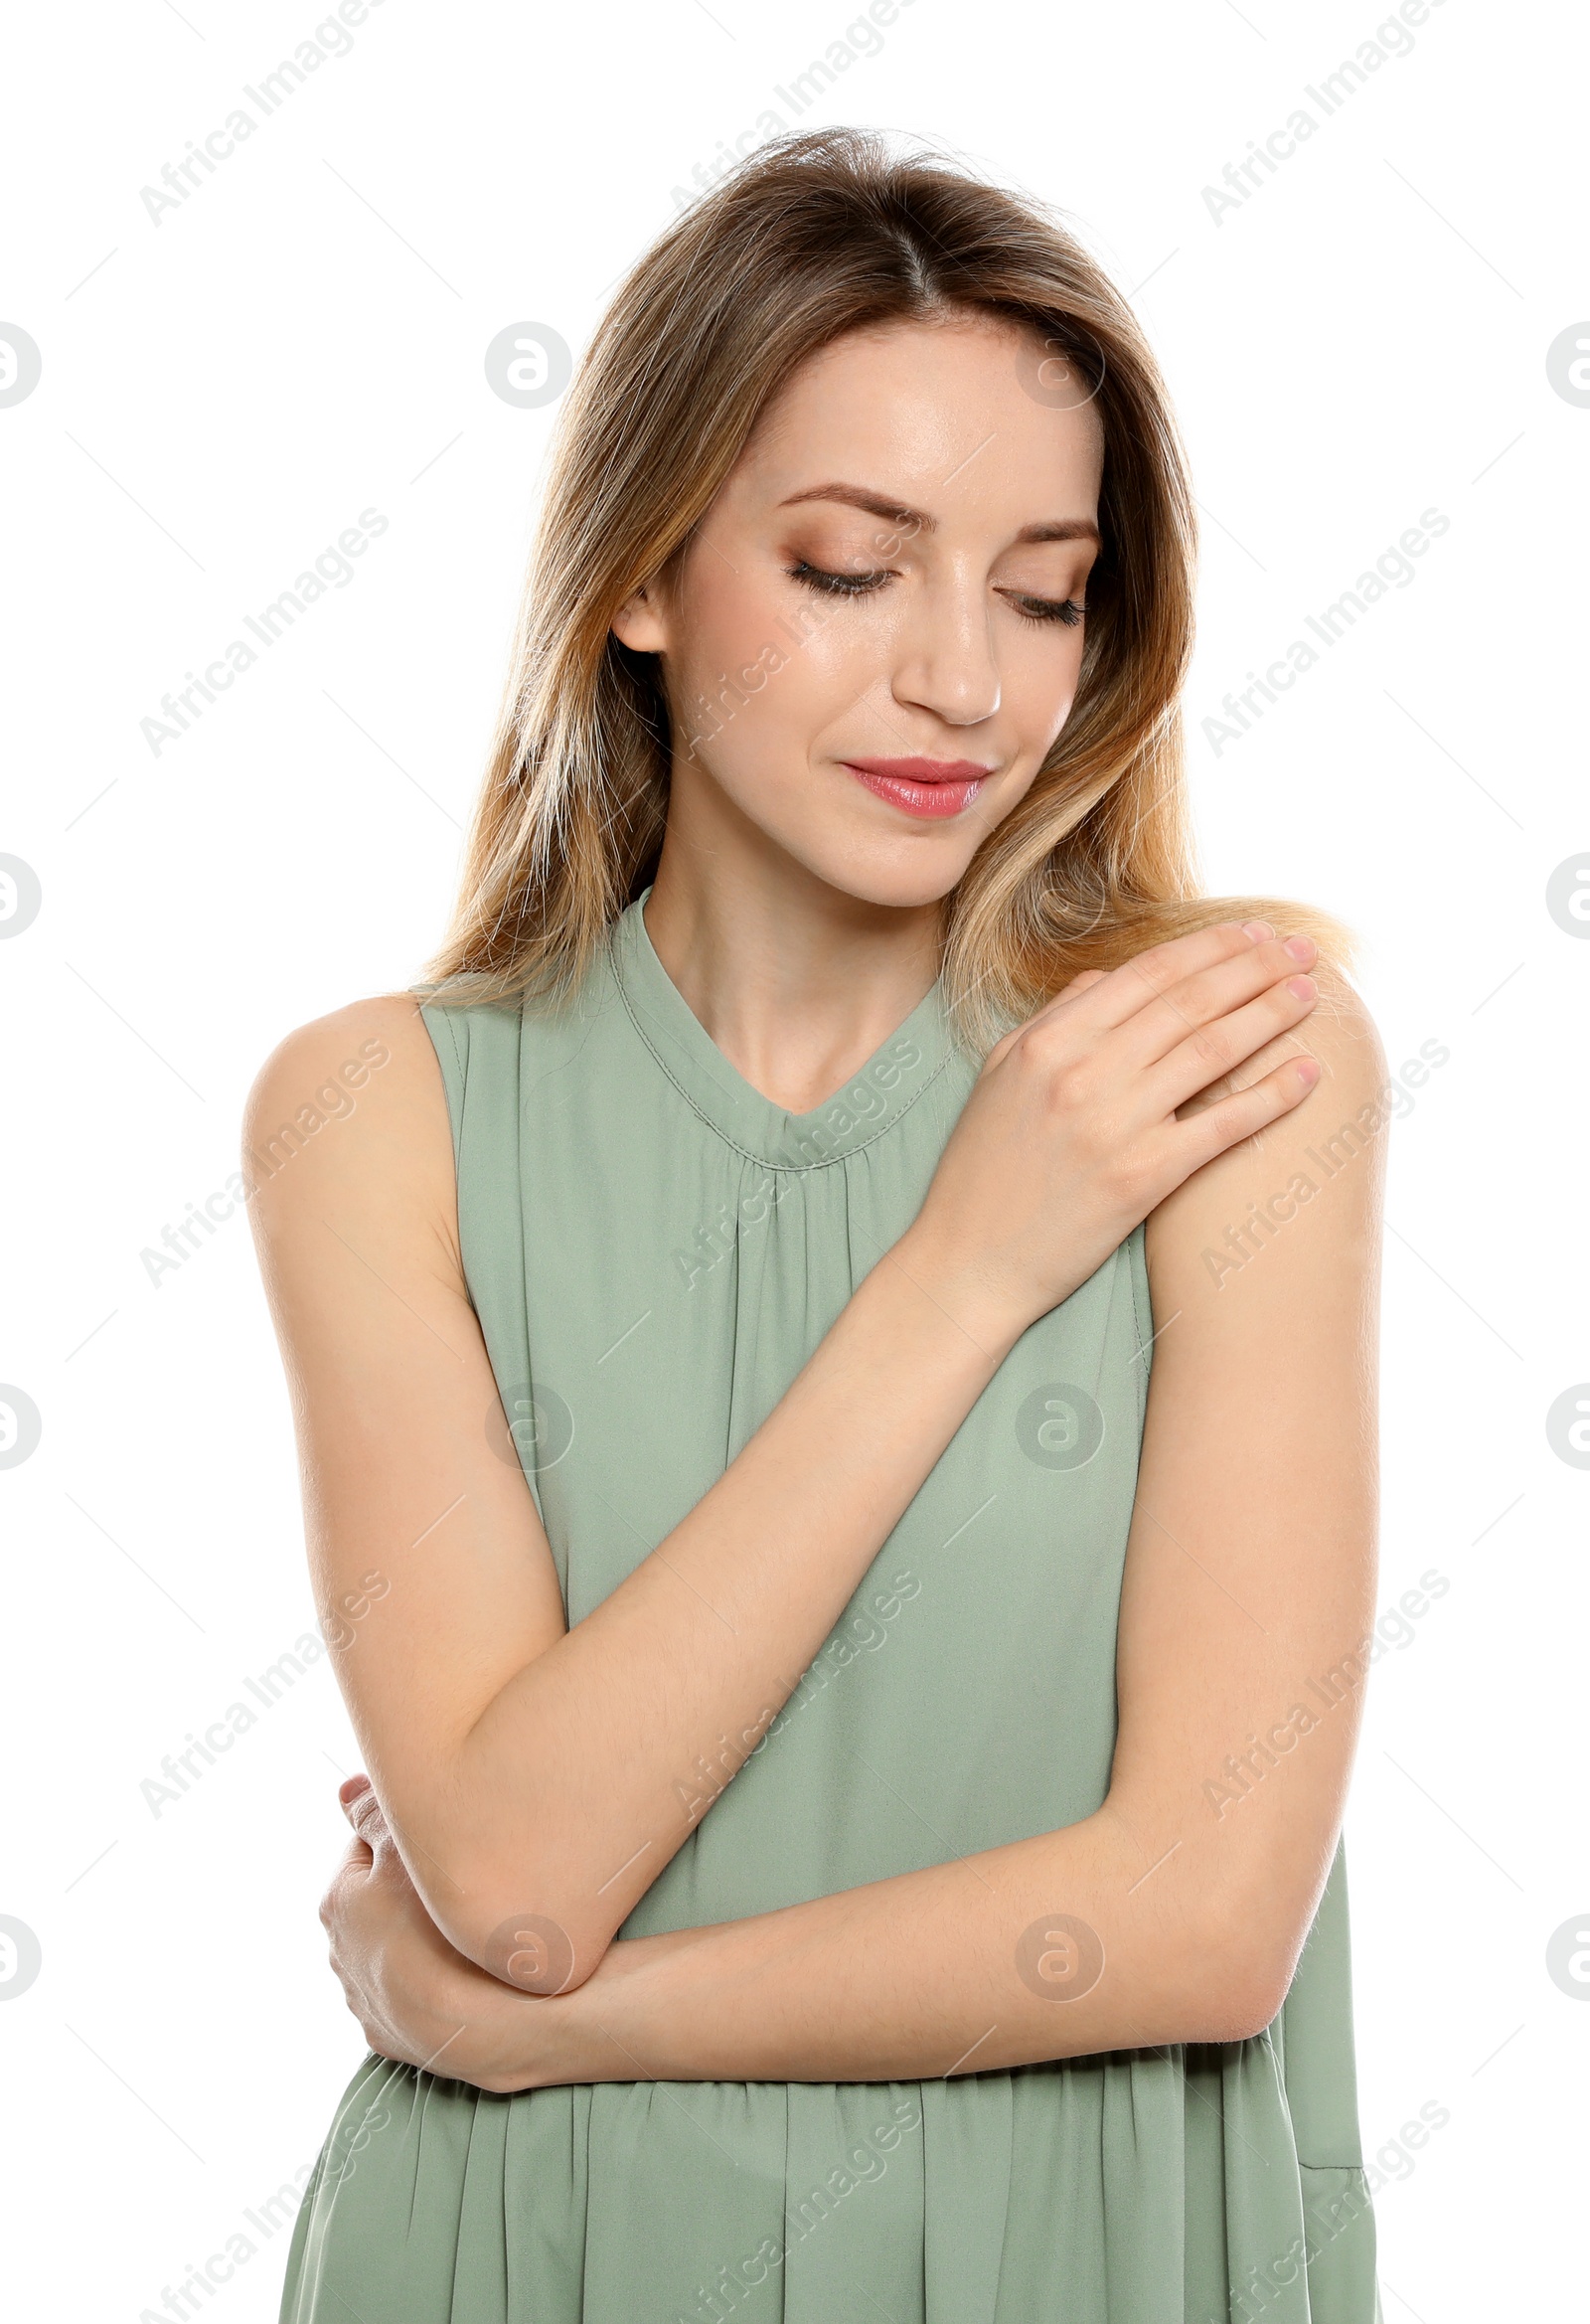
[423,127,1352,1046]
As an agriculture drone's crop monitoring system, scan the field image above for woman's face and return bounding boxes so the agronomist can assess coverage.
[612,310,1106,911]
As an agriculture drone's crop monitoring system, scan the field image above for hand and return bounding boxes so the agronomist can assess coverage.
[319,1774,573,2091]
[319,1776,710,2092]
[904,920,1322,1339]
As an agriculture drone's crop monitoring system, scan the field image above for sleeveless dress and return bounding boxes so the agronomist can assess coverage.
[278,894,1381,2324]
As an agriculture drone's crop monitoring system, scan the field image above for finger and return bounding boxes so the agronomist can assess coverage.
[346,1785,391,1848]
[984,962,1151,1071]
[1148,973,1318,1116]
[320,1857,369,1935]
[1027,920,1270,1037]
[1117,933,1318,1071]
[339,1772,373,1821]
[318,1861,373,1955]
[1170,1050,1321,1174]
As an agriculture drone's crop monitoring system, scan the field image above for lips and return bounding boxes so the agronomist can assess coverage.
[841,755,995,821]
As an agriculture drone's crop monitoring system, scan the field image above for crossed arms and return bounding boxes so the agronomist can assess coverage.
[245,937,1385,2088]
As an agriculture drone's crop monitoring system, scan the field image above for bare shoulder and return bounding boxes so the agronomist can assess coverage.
[1146,958,1389,1302]
[1218,954,1383,1113]
[241,992,457,1257]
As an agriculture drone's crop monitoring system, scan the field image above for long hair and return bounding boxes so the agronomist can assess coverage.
[423,128,1351,1045]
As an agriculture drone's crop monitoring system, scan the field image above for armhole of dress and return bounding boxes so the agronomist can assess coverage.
[1126,1220,1155,1436]
[416,998,468,1174]
[412,997,541,1520]
[416,1001,478,1328]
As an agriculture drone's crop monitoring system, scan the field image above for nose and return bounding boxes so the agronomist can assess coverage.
[889,562,1002,728]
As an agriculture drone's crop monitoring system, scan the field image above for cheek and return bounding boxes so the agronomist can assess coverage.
[673,569,785,723]
[1007,625,1084,742]
[690,569,776,672]
[675,572,873,752]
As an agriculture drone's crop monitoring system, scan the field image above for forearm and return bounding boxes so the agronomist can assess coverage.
[513,1802,1281,2090]
[419,1231,1024,1975]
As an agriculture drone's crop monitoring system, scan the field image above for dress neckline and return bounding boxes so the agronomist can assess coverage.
[606,891,959,1172]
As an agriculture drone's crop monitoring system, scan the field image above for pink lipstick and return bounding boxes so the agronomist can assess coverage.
[842,755,994,820]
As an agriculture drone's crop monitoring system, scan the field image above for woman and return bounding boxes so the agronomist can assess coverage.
[247,129,1386,2324]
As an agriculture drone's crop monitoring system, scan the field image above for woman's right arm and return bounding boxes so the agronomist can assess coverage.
[244,920,1322,1988]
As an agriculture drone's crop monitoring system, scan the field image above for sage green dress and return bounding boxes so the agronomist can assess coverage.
[279,894,1380,2324]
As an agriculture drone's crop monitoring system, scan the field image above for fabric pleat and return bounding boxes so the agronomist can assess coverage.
[278,897,1378,2322]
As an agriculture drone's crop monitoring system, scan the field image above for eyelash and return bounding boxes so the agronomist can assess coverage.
[784,561,1085,628]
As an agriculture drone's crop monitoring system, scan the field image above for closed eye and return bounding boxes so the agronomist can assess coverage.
[785,560,891,597]
[787,563,1085,626]
[1001,590,1084,627]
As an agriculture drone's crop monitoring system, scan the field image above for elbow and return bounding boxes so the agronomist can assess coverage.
[477,1909,603,1997]
[483,1904,615,1997]
[1176,1897,1296,2044]
[419,1858,620,1997]
[388,1780,633,1997]
[1187,1964,1291,2047]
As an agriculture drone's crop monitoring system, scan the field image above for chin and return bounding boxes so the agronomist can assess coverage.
[700,757,1015,912]
[792,830,985,913]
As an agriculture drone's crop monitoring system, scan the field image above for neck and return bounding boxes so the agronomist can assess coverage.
[642,792,944,1117]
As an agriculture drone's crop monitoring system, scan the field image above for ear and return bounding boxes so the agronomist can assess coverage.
[610,581,670,656]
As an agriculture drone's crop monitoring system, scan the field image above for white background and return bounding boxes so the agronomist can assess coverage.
[3,0,1586,2316]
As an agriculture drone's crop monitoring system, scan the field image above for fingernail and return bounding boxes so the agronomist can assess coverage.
[1241,920,1273,940]
[1287,974,1316,1000]
[1284,934,1316,961]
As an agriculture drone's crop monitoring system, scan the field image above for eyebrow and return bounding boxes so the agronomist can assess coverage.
[778,481,1100,548]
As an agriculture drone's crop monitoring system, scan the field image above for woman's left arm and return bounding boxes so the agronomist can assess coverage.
[327,974,1388,2091]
